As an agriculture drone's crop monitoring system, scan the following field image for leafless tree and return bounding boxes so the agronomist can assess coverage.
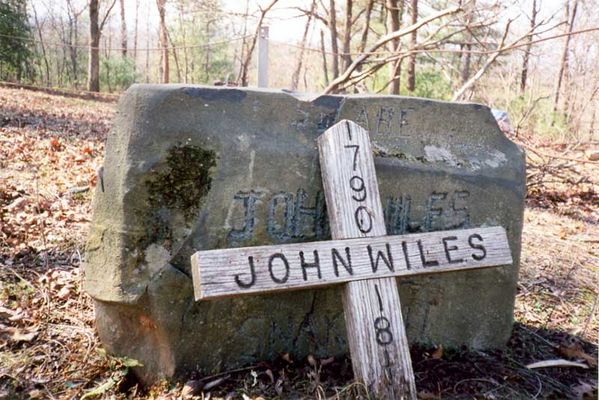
[31,3,50,85]
[119,0,127,57]
[341,0,353,72]
[291,0,316,90]
[88,0,117,92]
[406,0,418,92]
[552,0,579,119]
[460,0,476,87]
[520,0,537,93]
[386,0,403,94]
[238,0,278,87]
[324,5,461,94]
[320,29,330,86]
[157,0,169,83]
[328,0,340,80]
[133,0,140,60]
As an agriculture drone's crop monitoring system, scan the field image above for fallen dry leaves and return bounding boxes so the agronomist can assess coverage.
[0,86,113,398]
[0,85,597,399]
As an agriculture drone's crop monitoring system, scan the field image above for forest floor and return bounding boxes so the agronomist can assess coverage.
[0,85,597,399]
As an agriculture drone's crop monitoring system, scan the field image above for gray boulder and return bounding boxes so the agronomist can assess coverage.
[85,85,525,383]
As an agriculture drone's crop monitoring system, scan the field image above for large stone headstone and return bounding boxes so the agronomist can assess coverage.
[84,85,525,383]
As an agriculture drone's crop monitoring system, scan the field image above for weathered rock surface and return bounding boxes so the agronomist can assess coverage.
[85,85,525,383]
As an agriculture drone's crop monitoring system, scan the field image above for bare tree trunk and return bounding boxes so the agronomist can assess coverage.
[106,29,113,91]
[320,29,329,86]
[552,0,578,118]
[119,0,127,57]
[179,4,188,83]
[168,31,182,82]
[133,0,140,60]
[460,43,471,86]
[386,0,402,94]
[205,19,211,81]
[87,0,117,91]
[452,20,513,101]
[406,0,417,93]
[359,0,374,53]
[145,4,150,82]
[324,6,460,94]
[520,0,537,93]
[352,0,374,92]
[329,0,340,80]
[561,6,579,125]
[157,0,169,83]
[66,0,81,84]
[291,0,316,90]
[88,0,100,91]
[460,0,475,86]
[341,0,353,72]
[237,0,251,85]
[32,3,50,86]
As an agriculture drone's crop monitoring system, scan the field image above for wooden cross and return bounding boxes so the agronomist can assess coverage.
[191,120,512,399]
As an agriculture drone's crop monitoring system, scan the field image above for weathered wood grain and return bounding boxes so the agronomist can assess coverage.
[191,226,511,300]
[318,120,416,399]
[189,119,513,399]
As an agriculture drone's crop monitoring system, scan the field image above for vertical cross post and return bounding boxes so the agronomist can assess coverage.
[318,120,417,399]
[257,26,269,88]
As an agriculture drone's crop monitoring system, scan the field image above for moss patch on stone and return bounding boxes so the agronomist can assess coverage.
[147,144,217,220]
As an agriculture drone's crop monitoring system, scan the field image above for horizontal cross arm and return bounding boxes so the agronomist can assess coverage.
[191,226,512,300]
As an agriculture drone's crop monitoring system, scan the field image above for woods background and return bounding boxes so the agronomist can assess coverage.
[0,0,598,398]
[0,0,597,142]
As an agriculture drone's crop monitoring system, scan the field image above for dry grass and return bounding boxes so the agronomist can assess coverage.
[0,86,597,399]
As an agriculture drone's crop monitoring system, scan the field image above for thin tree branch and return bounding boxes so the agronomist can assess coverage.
[323,5,461,94]
[99,0,118,32]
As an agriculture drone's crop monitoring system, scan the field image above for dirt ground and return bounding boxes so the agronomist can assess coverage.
[0,86,597,399]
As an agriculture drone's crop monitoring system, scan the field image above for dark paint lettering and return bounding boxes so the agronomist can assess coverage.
[344,120,352,140]
[345,145,359,170]
[468,233,487,261]
[401,241,411,270]
[267,192,294,241]
[381,348,392,368]
[368,243,394,273]
[300,250,322,281]
[294,188,327,238]
[417,240,439,267]
[317,112,336,132]
[355,205,373,233]
[442,236,464,264]
[349,175,367,201]
[356,107,370,130]
[235,256,257,288]
[227,191,262,243]
[229,187,470,244]
[375,284,384,311]
[268,253,290,284]
[376,107,394,135]
[398,108,413,137]
[314,191,330,238]
[331,247,353,277]
[424,192,447,231]
[385,195,411,234]
[451,190,470,228]
[374,316,393,345]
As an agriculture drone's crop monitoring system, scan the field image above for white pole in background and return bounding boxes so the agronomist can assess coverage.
[257,26,269,87]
